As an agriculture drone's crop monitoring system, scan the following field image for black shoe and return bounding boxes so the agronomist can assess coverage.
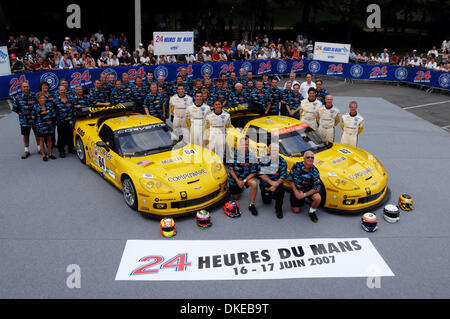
[249,204,258,216]
[42,156,48,162]
[21,151,30,159]
[49,155,57,160]
[276,207,283,219]
[60,152,66,158]
[309,212,318,223]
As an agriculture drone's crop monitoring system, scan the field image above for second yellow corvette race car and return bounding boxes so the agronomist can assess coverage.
[224,105,390,213]
[73,103,228,216]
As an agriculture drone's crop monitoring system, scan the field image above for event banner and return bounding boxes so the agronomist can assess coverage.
[115,238,394,281]
[1,59,449,99]
[0,46,11,76]
[313,42,351,63]
[153,31,194,56]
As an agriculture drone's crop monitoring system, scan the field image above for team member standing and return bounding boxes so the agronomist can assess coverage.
[210,79,229,107]
[288,150,322,223]
[227,136,260,216]
[228,83,248,108]
[169,84,193,142]
[12,81,39,158]
[280,81,293,116]
[258,143,287,219]
[110,80,131,106]
[315,80,330,105]
[316,94,340,143]
[132,76,149,109]
[33,92,57,161]
[205,100,232,161]
[268,78,282,115]
[185,91,210,146]
[250,80,272,114]
[340,101,364,147]
[299,73,316,99]
[143,82,165,121]
[299,88,321,129]
[73,85,90,110]
[89,79,111,107]
[286,83,303,119]
[54,85,75,157]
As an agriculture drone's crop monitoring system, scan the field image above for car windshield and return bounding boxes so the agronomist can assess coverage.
[275,124,331,156]
[115,123,178,157]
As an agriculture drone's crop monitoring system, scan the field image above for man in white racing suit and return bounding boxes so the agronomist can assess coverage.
[299,87,322,129]
[185,91,210,146]
[340,101,364,147]
[316,94,340,143]
[205,99,232,162]
[169,84,192,143]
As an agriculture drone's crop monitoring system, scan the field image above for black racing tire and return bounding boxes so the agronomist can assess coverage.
[122,175,138,210]
[76,136,86,164]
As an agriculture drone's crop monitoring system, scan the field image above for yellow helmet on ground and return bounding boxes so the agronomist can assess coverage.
[160,217,176,238]
[398,194,414,211]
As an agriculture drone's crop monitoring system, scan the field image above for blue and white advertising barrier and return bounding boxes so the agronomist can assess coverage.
[1,58,449,99]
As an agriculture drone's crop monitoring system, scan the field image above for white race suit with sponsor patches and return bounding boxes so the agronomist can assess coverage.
[300,98,322,129]
[340,112,365,147]
[317,104,341,142]
[169,94,193,143]
[205,111,231,161]
[185,103,211,146]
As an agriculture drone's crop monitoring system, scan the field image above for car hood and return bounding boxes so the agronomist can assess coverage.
[129,144,225,186]
[286,143,387,188]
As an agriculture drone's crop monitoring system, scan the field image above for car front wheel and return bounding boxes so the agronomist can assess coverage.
[122,176,138,210]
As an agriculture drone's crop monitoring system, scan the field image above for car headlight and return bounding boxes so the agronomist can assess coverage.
[139,178,174,194]
[327,176,360,191]
[211,162,226,180]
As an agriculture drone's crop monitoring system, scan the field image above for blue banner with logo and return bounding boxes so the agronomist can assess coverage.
[1,59,448,99]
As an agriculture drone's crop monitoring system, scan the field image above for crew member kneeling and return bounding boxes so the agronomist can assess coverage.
[258,143,287,219]
[288,150,322,223]
[227,136,260,216]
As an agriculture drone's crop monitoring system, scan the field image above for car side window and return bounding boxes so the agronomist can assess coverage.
[99,124,116,151]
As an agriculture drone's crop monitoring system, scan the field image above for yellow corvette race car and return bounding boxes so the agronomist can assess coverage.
[224,106,390,213]
[73,104,228,216]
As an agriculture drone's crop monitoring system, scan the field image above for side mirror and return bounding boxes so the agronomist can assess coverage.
[96,141,110,151]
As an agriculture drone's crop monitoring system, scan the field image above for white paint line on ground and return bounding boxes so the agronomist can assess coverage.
[403,100,450,110]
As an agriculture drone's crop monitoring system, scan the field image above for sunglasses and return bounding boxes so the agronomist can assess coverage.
[305,156,314,159]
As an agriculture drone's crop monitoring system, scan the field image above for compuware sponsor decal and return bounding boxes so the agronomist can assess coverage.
[115,238,394,281]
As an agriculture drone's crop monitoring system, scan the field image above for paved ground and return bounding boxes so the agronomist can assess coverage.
[0,86,449,299]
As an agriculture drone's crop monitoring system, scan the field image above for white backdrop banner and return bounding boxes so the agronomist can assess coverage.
[0,46,11,76]
[115,238,394,281]
[153,31,194,56]
[314,42,351,63]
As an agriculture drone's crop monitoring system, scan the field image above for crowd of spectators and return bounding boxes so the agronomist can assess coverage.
[6,30,450,74]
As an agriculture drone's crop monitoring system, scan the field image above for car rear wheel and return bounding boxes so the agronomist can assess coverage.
[122,176,138,210]
[76,136,86,164]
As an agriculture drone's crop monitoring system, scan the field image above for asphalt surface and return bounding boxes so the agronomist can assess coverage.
[0,78,449,299]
